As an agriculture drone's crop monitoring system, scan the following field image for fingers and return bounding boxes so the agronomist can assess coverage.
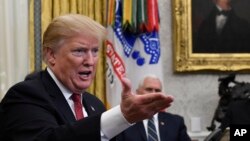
[140,93,174,113]
[140,93,174,104]
[121,77,132,97]
[121,93,174,123]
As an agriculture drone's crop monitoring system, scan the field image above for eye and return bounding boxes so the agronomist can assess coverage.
[91,48,99,57]
[155,89,162,92]
[72,48,87,57]
[145,88,162,93]
[145,88,154,93]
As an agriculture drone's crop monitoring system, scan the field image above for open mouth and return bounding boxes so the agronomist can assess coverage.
[79,71,92,78]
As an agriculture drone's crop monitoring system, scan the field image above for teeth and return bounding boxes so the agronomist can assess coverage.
[79,71,91,76]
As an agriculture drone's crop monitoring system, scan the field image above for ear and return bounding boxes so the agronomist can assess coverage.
[43,47,56,66]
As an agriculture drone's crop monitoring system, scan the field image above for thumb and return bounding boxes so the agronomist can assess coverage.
[121,77,132,96]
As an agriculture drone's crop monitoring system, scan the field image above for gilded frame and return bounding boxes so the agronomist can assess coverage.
[172,0,250,72]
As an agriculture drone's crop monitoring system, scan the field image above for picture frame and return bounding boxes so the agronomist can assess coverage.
[172,0,250,73]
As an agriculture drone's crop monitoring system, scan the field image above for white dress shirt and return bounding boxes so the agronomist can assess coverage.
[215,6,229,34]
[47,68,132,140]
[216,14,227,34]
[143,113,161,141]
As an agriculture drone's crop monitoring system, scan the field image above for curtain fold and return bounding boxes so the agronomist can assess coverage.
[1,0,29,100]
[29,0,107,105]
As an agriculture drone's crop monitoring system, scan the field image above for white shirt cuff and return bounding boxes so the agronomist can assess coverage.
[101,105,132,139]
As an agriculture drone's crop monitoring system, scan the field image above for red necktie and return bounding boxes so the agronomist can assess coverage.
[71,93,84,120]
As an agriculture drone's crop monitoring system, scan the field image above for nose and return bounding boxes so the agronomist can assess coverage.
[83,51,95,66]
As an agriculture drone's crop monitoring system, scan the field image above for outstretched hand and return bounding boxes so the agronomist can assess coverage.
[120,77,174,123]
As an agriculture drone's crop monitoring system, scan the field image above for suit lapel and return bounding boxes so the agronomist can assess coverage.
[158,112,168,141]
[136,122,147,140]
[42,70,76,122]
[82,93,95,116]
[52,92,76,122]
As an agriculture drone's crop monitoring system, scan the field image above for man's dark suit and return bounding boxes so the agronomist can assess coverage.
[0,70,106,141]
[193,7,250,53]
[116,112,191,141]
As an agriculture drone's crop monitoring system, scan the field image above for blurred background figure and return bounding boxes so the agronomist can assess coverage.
[193,0,250,53]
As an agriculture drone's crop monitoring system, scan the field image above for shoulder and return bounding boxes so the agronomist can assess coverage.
[159,112,183,119]
[24,71,41,80]
[159,112,185,123]
[8,71,43,90]
[1,70,50,104]
[83,92,106,109]
[10,71,46,93]
[229,10,250,28]
[83,92,103,102]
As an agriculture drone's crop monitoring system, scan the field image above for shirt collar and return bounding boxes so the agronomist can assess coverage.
[47,67,72,100]
[145,113,158,121]
[152,113,158,120]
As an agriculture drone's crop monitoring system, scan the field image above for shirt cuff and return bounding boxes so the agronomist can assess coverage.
[101,105,132,139]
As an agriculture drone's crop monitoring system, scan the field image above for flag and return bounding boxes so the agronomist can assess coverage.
[105,0,162,108]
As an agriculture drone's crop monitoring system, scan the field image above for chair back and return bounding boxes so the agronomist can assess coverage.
[204,128,230,141]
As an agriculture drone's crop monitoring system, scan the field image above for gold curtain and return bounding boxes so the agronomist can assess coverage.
[29,0,107,105]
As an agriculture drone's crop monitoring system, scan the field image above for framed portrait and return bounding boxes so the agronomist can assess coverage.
[172,0,250,72]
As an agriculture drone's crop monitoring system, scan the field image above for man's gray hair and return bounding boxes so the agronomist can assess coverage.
[137,74,161,88]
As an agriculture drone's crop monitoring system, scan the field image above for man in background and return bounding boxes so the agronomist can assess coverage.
[193,0,250,53]
[116,75,191,141]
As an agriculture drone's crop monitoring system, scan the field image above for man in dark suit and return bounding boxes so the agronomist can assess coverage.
[116,75,191,141]
[0,14,173,141]
[193,0,250,53]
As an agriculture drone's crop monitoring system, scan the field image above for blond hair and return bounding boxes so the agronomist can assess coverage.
[42,14,107,63]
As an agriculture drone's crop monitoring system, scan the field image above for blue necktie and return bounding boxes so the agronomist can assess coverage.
[147,118,158,141]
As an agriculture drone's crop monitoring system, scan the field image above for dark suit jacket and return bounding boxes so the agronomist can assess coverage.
[193,7,250,53]
[116,112,191,141]
[0,70,106,141]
